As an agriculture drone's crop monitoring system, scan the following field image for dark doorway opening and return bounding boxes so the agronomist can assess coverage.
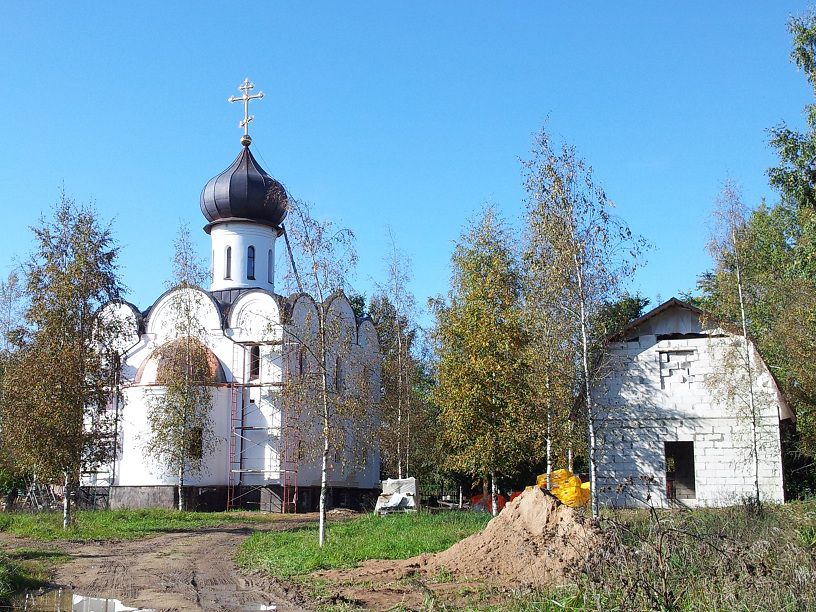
[665,441,696,500]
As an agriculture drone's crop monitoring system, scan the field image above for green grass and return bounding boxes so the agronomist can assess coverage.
[578,499,816,611]
[0,508,270,542]
[237,511,490,578]
[240,501,816,611]
[0,549,69,605]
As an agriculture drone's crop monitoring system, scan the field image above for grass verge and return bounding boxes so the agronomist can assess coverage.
[0,509,271,542]
[237,511,490,578]
[0,548,69,606]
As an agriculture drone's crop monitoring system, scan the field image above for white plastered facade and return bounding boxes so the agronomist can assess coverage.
[96,280,381,500]
[592,299,792,508]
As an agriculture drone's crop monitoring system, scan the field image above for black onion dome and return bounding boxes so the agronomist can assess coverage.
[200,146,288,232]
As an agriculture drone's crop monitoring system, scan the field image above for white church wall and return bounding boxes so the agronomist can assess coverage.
[283,294,381,490]
[593,309,785,508]
[116,386,231,487]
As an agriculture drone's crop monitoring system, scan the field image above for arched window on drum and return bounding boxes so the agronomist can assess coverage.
[247,246,256,280]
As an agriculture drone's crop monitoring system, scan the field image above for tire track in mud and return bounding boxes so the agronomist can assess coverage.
[0,516,316,611]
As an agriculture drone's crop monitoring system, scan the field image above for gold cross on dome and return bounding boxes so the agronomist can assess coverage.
[228,78,264,144]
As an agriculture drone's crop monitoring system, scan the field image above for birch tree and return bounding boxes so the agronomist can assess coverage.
[376,229,417,479]
[0,193,122,528]
[0,271,26,510]
[369,295,443,485]
[282,198,360,546]
[705,182,768,508]
[143,225,216,511]
[521,221,579,488]
[432,206,541,516]
[523,129,645,517]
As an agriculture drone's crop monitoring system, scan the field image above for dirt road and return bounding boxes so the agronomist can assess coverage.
[0,516,315,611]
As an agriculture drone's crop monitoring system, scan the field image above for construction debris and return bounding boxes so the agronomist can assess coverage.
[374,477,418,515]
[537,468,591,508]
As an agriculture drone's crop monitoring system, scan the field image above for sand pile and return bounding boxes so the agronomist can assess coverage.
[421,486,600,587]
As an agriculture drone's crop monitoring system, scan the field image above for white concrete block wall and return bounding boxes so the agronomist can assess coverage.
[593,307,786,508]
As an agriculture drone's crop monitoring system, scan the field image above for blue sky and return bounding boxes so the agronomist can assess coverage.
[0,2,812,327]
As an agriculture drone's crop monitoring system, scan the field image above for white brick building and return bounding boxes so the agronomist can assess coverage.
[593,298,793,508]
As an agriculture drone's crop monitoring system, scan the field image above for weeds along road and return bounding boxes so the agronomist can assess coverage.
[0,514,317,612]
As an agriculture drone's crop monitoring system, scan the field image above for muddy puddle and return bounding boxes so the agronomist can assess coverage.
[9,589,277,611]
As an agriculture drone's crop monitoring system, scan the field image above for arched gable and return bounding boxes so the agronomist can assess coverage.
[145,287,223,343]
[285,293,319,376]
[324,290,358,347]
[356,318,379,353]
[288,293,319,339]
[228,289,283,343]
[98,300,142,355]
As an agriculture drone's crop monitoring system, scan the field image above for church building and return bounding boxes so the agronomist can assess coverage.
[91,80,381,512]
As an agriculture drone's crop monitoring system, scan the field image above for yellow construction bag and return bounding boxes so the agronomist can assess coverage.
[538,468,590,508]
[537,468,572,490]
[553,476,590,508]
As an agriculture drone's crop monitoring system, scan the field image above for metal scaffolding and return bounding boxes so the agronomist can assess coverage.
[226,341,298,512]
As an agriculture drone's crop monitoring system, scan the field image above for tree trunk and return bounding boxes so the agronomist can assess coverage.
[62,470,71,530]
[405,383,411,478]
[396,322,403,480]
[490,471,498,517]
[546,410,552,489]
[458,484,463,509]
[733,228,760,508]
[5,489,18,512]
[574,255,598,518]
[178,462,184,511]
[318,314,330,548]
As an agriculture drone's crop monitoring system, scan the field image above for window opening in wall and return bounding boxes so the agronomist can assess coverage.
[224,246,232,279]
[247,246,256,280]
[656,333,711,341]
[268,249,273,284]
[249,345,260,380]
[665,441,696,500]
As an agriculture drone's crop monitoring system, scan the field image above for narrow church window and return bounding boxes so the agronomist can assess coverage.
[267,249,273,284]
[247,245,256,280]
[249,345,260,380]
[187,426,203,461]
[225,246,232,279]
[290,347,303,380]
[335,356,343,391]
[665,441,696,500]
